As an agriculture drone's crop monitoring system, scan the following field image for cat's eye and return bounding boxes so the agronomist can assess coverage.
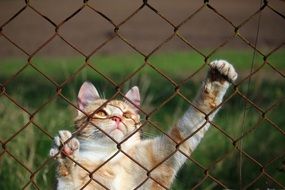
[95,110,108,117]
[123,112,132,119]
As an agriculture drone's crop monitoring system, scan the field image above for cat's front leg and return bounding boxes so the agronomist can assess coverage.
[176,60,238,153]
[49,130,80,177]
[137,60,238,189]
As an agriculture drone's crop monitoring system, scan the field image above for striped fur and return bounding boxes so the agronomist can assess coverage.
[50,60,237,189]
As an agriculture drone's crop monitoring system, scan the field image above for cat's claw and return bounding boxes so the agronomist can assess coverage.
[49,130,80,158]
[209,60,238,82]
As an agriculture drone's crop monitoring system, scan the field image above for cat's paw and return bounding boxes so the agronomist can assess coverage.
[49,130,80,159]
[209,60,238,83]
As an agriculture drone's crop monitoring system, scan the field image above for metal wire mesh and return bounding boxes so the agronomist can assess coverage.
[0,0,284,189]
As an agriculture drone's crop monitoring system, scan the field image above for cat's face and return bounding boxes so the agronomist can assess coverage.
[75,82,141,143]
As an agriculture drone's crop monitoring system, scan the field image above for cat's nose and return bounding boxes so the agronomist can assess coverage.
[111,116,122,123]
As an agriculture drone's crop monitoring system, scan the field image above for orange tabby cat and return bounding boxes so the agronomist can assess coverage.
[50,60,237,190]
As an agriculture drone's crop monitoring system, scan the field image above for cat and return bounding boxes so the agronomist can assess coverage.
[49,60,237,190]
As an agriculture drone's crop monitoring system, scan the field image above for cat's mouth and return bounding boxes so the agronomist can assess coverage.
[110,124,127,135]
[110,128,123,133]
[109,122,126,133]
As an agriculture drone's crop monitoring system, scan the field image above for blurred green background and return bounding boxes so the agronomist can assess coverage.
[1,50,285,189]
[1,0,285,189]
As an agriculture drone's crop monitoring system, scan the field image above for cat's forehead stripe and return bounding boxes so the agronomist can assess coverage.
[108,100,127,108]
[106,104,124,115]
[86,100,134,114]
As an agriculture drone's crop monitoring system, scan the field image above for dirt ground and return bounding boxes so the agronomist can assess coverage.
[0,0,285,57]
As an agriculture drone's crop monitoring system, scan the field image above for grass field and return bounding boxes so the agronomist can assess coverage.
[0,50,285,189]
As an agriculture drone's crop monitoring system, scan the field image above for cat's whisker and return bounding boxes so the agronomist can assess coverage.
[141,131,156,139]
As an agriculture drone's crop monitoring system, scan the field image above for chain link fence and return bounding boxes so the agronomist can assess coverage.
[0,0,284,189]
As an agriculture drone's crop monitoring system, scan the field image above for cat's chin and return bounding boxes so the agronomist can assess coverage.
[109,129,125,142]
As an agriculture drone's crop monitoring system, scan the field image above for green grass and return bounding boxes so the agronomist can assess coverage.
[1,49,284,81]
[0,50,285,189]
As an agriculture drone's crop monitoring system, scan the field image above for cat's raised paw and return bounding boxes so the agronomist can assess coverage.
[49,130,80,158]
[209,60,238,82]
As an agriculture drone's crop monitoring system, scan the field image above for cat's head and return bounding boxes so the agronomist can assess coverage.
[75,81,141,144]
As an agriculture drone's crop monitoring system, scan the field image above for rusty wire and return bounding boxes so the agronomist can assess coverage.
[0,0,284,189]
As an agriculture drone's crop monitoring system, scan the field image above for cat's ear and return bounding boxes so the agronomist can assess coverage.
[124,86,140,112]
[77,81,100,111]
